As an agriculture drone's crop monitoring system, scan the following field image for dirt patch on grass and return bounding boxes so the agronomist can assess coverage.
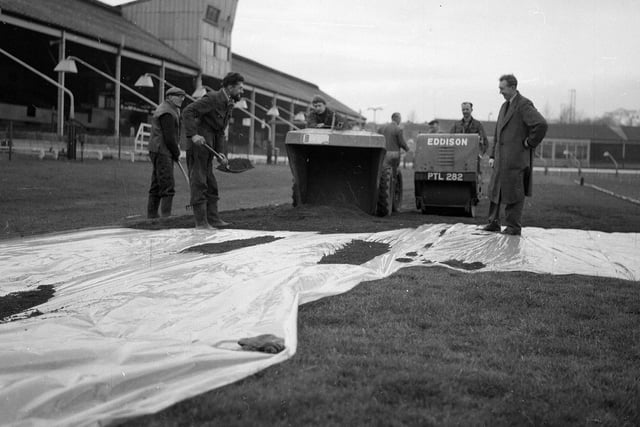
[0,285,55,322]
[318,240,390,265]
[127,204,460,234]
[441,259,486,271]
[181,236,282,254]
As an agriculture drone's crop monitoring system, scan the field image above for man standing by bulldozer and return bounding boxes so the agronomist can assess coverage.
[483,74,547,236]
[146,87,186,219]
[182,72,245,229]
[378,112,410,212]
[450,102,489,155]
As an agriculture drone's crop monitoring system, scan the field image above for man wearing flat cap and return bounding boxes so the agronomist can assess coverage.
[182,72,244,229]
[146,86,186,219]
[306,95,346,129]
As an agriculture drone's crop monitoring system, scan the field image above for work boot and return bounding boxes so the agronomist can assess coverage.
[160,196,173,218]
[147,195,161,219]
[193,203,213,229]
[206,199,231,227]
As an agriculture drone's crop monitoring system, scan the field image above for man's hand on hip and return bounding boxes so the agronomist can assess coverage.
[191,135,206,146]
[489,158,495,168]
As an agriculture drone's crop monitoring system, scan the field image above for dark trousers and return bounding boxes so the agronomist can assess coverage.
[488,192,524,231]
[149,152,175,198]
[186,145,219,207]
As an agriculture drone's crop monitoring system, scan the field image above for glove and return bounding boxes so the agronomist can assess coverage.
[191,135,206,146]
[238,334,285,354]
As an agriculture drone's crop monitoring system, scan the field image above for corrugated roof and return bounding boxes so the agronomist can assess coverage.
[545,123,621,140]
[621,126,640,141]
[232,53,362,119]
[0,0,199,70]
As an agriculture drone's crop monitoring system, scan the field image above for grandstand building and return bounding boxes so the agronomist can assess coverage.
[0,0,362,157]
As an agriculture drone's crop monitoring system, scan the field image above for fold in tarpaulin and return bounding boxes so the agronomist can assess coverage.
[0,224,638,426]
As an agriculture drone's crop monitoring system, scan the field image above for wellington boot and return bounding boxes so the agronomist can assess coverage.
[160,196,173,218]
[207,200,231,227]
[147,195,161,219]
[193,203,213,229]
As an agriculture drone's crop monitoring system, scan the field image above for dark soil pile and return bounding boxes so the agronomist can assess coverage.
[441,259,486,271]
[128,204,468,234]
[0,285,55,322]
[181,236,282,254]
[318,240,390,265]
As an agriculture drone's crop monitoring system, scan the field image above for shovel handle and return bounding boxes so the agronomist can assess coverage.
[201,143,224,160]
[175,160,190,186]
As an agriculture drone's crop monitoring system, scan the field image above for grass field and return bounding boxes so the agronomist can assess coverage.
[1,155,639,426]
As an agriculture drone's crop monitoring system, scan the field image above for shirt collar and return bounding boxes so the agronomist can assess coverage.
[221,88,230,101]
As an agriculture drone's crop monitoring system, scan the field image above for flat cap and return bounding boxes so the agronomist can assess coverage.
[166,87,186,97]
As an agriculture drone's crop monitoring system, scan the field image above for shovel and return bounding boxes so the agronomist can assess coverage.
[201,144,254,173]
[174,160,192,211]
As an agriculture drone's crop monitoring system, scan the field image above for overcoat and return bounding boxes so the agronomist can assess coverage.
[489,92,548,204]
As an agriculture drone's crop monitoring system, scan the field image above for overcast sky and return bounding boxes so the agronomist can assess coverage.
[103,0,640,123]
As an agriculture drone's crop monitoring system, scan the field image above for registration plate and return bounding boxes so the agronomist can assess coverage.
[427,172,463,181]
[302,133,329,145]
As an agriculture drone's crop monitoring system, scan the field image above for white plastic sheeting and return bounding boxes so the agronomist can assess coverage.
[1,224,639,426]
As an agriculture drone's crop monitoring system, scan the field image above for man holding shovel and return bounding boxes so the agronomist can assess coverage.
[147,87,186,219]
[182,72,245,229]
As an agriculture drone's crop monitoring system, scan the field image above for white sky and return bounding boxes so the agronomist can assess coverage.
[103,0,640,123]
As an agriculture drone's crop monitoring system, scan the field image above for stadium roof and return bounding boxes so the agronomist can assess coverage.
[0,0,199,71]
[232,54,362,119]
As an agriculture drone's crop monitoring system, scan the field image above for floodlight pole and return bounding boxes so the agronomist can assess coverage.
[246,98,300,130]
[603,151,619,176]
[367,106,383,130]
[65,56,158,109]
[140,72,197,102]
[0,47,75,132]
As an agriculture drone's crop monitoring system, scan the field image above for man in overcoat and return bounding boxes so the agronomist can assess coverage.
[484,74,548,236]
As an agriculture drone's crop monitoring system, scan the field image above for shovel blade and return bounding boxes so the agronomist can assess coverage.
[217,158,254,173]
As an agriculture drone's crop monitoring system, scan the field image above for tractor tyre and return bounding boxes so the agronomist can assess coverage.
[392,169,403,212]
[376,167,393,217]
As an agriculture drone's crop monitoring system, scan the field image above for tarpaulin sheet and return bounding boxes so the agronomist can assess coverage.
[1,224,638,426]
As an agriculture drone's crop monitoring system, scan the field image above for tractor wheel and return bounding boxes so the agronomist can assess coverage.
[376,167,392,217]
[292,181,299,207]
[392,169,403,212]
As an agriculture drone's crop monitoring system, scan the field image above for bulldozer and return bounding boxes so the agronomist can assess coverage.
[413,133,482,217]
[285,128,402,216]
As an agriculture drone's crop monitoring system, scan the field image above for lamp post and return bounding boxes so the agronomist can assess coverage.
[56,57,158,108]
[603,151,619,176]
[135,72,197,102]
[563,149,581,176]
[367,106,383,130]
[56,56,158,158]
[0,47,75,127]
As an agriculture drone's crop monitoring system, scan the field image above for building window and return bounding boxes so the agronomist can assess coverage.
[205,5,221,25]
[215,43,229,61]
[203,39,215,57]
